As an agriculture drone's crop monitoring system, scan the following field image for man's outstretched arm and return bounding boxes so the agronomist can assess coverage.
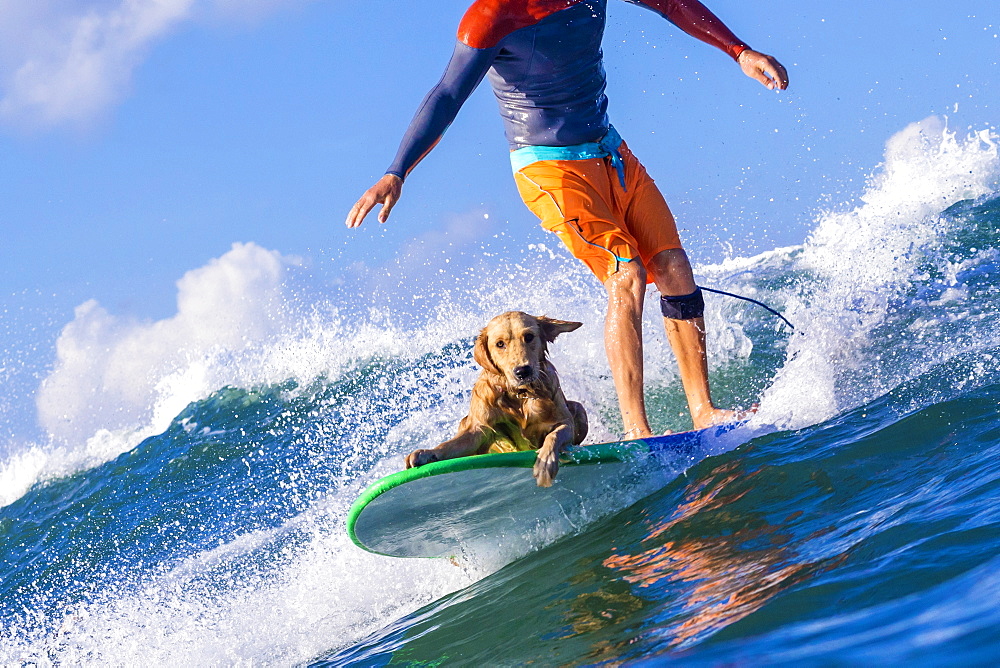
[624,0,788,90]
[346,43,497,228]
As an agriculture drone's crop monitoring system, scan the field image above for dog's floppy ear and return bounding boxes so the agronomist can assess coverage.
[536,316,582,343]
[473,327,501,375]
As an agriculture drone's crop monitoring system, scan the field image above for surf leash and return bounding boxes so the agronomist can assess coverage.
[699,286,796,330]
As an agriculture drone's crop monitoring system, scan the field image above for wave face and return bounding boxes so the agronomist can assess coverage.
[2,118,999,664]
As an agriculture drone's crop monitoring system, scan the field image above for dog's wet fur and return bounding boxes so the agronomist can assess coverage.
[405,311,588,486]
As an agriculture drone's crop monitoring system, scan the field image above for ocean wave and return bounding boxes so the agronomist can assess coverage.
[1,117,999,663]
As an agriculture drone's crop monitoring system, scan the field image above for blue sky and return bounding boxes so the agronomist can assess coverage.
[0,0,997,441]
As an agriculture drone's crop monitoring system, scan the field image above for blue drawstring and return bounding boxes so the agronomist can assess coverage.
[598,127,627,190]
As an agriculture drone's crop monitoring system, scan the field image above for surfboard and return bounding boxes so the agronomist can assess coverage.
[346,423,743,559]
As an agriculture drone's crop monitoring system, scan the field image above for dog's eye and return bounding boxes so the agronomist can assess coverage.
[524,332,535,343]
[495,340,506,349]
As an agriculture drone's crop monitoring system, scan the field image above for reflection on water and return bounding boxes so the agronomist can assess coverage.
[560,459,845,660]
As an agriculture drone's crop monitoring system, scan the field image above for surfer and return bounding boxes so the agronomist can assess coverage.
[346,0,788,436]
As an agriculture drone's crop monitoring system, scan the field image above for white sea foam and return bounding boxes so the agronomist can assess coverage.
[1,491,481,664]
[748,117,999,429]
[39,242,295,443]
[0,243,302,508]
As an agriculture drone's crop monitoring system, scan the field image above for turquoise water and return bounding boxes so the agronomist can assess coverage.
[1,120,998,663]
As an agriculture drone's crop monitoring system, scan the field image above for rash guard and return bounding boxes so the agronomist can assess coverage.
[385,0,749,179]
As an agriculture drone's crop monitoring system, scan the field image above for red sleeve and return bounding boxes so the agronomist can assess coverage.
[458,0,578,49]
[626,0,749,60]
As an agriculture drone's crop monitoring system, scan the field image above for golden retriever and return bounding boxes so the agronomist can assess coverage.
[405,311,588,486]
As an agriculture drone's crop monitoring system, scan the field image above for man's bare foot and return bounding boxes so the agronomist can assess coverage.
[691,404,758,431]
[623,427,654,440]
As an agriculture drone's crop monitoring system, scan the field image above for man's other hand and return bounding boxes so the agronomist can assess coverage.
[346,173,403,228]
[738,49,788,91]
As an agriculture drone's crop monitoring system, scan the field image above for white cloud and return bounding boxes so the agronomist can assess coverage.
[0,0,307,128]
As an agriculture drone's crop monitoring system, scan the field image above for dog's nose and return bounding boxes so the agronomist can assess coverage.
[513,365,534,381]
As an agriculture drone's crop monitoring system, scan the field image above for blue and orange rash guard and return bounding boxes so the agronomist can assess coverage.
[385,0,750,180]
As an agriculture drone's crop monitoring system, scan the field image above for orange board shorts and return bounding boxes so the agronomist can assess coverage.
[513,141,683,285]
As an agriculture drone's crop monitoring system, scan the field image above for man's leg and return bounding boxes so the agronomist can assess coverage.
[603,259,653,438]
[512,156,673,437]
[647,248,740,430]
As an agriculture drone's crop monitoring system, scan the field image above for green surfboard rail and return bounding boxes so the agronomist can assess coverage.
[345,438,650,555]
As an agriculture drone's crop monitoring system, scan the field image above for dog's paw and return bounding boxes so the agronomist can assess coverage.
[533,448,559,487]
[404,449,440,469]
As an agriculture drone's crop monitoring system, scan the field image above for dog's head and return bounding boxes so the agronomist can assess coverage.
[473,311,582,387]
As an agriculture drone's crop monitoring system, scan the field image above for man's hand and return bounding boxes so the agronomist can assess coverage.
[346,173,403,228]
[738,49,788,91]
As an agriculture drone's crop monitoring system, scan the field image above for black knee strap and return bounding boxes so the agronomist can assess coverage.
[660,288,705,320]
